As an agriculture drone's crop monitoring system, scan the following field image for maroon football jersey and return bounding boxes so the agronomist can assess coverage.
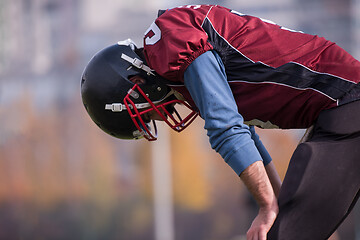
[143,5,360,128]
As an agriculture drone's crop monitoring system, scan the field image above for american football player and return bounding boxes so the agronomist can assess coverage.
[81,5,360,240]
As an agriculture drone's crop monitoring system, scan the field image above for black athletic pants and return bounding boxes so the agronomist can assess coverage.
[268,100,360,240]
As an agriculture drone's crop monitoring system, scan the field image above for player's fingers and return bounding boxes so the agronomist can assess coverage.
[247,231,259,240]
[247,228,268,240]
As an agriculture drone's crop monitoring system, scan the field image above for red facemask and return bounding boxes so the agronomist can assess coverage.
[123,84,198,141]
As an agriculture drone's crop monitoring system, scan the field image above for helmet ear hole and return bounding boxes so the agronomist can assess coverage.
[129,75,145,85]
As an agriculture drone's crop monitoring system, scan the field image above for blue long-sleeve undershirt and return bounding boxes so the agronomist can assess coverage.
[183,50,272,175]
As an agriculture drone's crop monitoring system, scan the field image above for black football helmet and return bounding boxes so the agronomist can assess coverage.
[81,39,198,141]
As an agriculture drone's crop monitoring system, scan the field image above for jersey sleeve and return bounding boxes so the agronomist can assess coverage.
[143,5,214,82]
[249,126,272,166]
[184,50,265,175]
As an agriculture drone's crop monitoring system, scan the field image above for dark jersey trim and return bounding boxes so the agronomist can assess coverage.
[201,17,357,104]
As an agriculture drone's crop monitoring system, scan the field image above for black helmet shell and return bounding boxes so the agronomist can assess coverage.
[81,42,171,139]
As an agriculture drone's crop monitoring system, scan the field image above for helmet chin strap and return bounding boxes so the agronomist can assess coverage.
[121,53,155,76]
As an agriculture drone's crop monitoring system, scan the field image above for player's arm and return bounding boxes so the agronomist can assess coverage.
[184,51,263,175]
[184,51,278,239]
[241,161,279,240]
[249,126,282,197]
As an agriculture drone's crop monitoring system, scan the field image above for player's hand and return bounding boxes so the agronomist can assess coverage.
[246,206,278,240]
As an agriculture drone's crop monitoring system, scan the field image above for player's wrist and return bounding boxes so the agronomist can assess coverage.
[259,198,278,215]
